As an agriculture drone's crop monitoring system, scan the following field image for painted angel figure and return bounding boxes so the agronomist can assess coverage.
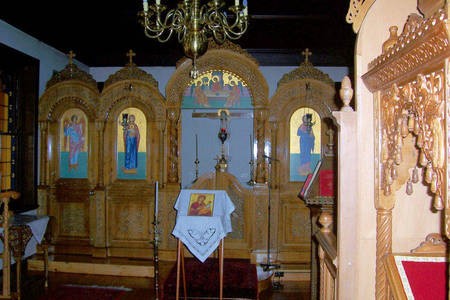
[64,114,85,170]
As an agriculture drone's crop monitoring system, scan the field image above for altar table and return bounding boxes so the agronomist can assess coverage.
[172,189,235,300]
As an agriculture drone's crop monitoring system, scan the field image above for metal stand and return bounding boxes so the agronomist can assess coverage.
[152,219,160,300]
[193,157,199,182]
[260,155,280,272]
[247,159,256,186]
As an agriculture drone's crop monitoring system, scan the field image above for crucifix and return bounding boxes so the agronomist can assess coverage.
[68,50,76,64]
[126,49,136,65]
[302,48,312,63]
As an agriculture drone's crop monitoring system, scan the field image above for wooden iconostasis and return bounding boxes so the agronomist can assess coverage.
[37,42,338,266]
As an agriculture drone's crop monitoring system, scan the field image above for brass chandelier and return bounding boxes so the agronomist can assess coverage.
[139,0,249,78]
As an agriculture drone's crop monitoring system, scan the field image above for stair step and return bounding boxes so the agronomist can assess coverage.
[27,254,154,278]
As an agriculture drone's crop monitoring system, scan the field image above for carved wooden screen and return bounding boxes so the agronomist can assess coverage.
[362,10,450,298]
[38,62,100,255]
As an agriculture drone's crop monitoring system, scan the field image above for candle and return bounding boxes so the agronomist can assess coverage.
[155,181,159,220]
[250,134,253,160]
[195,134,198,159]
[143,0,149,12]
[235,0,239,6]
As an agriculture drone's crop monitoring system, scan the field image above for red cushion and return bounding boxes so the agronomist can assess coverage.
[396,256,446,300]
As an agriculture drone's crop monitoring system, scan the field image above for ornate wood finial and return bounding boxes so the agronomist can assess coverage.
[68,50,76,64]
[126,49,136,65]
[302,48,312,63]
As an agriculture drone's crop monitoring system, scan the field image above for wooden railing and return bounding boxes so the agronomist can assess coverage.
[314,205,337,300]
[0,191,20,299]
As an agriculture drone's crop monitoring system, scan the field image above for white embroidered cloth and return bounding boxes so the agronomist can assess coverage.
[172,189,235,262]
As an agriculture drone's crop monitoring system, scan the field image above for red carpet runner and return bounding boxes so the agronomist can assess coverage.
[161,258,258,299]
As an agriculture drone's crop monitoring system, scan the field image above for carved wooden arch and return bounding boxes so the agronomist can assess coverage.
[270,79,336,121]
[166,40,269,108]
[99,66,167,185]
[361,9,450,299]
[39,81,99,122]
[38,80,100,186]
[165,40,269,184]
[99,81,165,122]
[269,76,337,187]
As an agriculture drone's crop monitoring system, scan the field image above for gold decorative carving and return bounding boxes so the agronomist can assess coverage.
[418,0,445,18]
[410,232,446,254]
[363,9,450,299]
[46,62,97,90]
[277,60,335,89]
[167,108,180,183]
[255,109,267,183]
[382,26,398,54]
[345,0,377,33]
[166,42,269,108]
[363,10,449,92]
[39,86,100,122]
[103,61,158,89]
[379,71,445,211]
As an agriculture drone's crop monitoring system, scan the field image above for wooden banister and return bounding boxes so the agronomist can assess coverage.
[0,191,20,299]
[315,205,337,300]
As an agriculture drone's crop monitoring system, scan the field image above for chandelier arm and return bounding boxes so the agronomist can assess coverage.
[205,7,247,40]
[142,6,188,42]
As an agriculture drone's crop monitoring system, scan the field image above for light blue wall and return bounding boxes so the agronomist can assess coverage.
[1,19,349,187]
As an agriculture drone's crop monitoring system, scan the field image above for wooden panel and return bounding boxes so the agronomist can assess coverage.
[281,202,311,246]
[106,183,153,255]
[51,179,91,252]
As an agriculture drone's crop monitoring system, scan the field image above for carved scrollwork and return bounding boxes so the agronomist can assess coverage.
[345,0,377,33]
[277,61,335,89]
[380,71,445,210]
[167,108,180,183]
[103,63,158,89]
[46,63,97,90]
[363,10,450,92]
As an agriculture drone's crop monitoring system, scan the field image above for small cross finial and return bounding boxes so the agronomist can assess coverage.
[126,49,136,65]
[302,48,312,63]
[68,50,76,64]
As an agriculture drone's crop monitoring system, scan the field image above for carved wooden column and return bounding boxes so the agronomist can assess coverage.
[157,120,166,184]
[269,120,278,188]
[95,119,105,188]
[38,121,49,186]
[37,120,49,215]
[255,108,267,183]
[167,108,180,183]
[375,208,392,300]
